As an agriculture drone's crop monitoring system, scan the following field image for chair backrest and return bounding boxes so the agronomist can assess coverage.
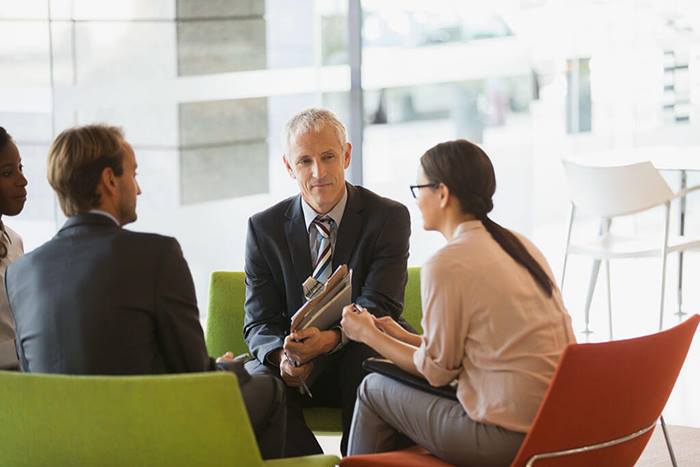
[403,267,423,333]
[207,269,424,355]
[510,314,700,467]
[207,271,249,357]
[0,371,263,467]
[562,160,674,218]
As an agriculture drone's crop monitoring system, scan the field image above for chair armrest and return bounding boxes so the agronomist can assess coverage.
[671,183,700,202]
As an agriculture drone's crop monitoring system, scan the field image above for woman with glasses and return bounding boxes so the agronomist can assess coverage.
[341,139,575,466]
[0,127,28,370]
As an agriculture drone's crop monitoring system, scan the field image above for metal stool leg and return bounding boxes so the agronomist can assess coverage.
[604,259,613,340]
[659,204,671,331]
[676,170,687,318]
[660,415,678,467]
[677,251,687,318]
[582,259,601,335]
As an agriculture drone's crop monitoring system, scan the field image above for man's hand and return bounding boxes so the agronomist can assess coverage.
[283,327,340,364]
[341,304,377,344]
[216,351,235,363]
[279,352,314,387]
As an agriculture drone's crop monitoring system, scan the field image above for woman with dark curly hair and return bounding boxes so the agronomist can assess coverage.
[0,127,28,370]
[342,139,575,466]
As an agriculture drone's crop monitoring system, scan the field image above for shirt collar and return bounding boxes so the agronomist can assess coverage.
[88,209,121,226]
[301,185,348,232]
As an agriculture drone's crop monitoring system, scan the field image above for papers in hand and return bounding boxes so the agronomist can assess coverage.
[291,264,352,332]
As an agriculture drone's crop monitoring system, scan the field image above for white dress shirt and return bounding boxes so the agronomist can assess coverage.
[301,186,348,267]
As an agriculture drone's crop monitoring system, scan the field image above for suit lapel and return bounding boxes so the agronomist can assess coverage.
[334,183,363,268]
[284,196,313,287]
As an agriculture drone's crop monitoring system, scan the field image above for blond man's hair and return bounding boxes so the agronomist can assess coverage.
[47,124,126,216]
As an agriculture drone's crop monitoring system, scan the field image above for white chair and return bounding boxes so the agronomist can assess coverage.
[561,160,700,337]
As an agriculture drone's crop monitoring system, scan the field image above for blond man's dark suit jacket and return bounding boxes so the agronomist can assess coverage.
[5,213,287,459]
[6,213,214,374]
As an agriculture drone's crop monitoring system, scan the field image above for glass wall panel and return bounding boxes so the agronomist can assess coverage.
[361,0,535,265]
[1,0,349,319]
[361,0,700,274]
[6,0,700,331]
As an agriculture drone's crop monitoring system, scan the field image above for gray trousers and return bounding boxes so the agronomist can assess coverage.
[348,374,525,467]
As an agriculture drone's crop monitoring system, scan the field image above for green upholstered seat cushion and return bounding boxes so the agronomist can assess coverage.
[207,271,249,357]
[0,371,260,467]
[207,268,423,354]
[402,267,423,333]
[302,407,344,434]
[0,370,339,467]
[206,268,424,437]
[207,268,423,355]
[207,272,344,434]
[265,455,342,466]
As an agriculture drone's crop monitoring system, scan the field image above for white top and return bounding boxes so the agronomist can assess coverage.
[0,224,24,369]
[413,220,576,433]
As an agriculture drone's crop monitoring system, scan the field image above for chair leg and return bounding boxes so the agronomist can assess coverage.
[583,259,601,335]
[659,204,671,331]
[676,252,687,318]
[604,260,613,340]
[660,415,678,467]
[676,170,687,318]
[561,204,575,293]
[659,256,669,331]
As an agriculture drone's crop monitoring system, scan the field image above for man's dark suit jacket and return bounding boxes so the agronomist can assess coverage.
[5,213,215,375]
[244,183,411,364]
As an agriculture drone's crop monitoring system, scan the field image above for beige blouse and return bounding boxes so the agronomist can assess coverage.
[0,224,24,368]
[413,220,575,433]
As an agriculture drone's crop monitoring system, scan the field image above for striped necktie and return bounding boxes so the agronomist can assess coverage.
[311,216,335,283]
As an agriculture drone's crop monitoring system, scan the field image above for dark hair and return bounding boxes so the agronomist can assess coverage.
[47,125,125,216]
[0,127,11,152]
[0,127,13,259]
[420,139,553,297]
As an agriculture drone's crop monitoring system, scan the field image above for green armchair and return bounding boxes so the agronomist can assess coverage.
[0,370,339,467]
[402,267,423,333]
[206,267,423,435]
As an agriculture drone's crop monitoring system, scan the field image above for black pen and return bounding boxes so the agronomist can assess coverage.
[285,349,313,398]
[299,375,313,398]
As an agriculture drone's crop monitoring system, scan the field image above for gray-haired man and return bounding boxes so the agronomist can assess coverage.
[243,108,411,456]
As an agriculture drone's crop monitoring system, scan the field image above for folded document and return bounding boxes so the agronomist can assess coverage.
[291,264,352,332]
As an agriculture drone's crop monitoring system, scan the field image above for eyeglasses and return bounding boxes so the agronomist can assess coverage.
[409,183,439,199]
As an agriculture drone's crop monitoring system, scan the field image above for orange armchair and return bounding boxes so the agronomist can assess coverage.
[341,314,699,467]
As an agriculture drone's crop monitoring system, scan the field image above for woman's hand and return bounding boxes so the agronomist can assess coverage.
[341,304,377,344]
[374,316,408,340]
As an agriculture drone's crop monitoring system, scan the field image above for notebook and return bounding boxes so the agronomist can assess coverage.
[362,357,458,401]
